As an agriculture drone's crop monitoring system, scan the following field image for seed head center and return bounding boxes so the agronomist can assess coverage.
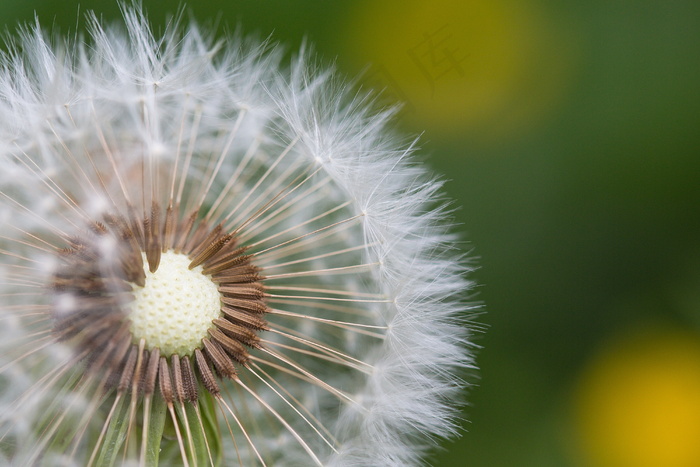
[129,251,221,356]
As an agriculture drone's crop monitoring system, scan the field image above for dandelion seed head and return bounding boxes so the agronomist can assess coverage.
[0,5,477,466]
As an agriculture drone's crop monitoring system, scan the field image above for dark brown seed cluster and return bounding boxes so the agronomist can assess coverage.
[51,202,269,401]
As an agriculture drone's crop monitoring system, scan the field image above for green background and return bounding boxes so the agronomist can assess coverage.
[2,1,699,465]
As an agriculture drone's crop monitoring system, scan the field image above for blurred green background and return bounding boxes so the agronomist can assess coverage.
[2,1,699,465]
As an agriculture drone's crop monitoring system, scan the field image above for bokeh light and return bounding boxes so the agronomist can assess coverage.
[575,329,700,467]
[340,0,577,142]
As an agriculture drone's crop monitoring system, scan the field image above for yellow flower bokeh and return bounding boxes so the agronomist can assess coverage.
[342,0,577,143]
[574,329,700,467]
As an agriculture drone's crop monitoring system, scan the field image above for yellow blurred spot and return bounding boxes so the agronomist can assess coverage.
[574,330,700,467]
[343,0,576,143]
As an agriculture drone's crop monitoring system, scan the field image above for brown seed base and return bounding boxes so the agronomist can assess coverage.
[51,202,269,402]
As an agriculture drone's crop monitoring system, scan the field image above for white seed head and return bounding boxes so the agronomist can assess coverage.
[0,6,478,467]
[129,251,221,357]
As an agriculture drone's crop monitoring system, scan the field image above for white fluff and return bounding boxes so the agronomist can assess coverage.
[0,5,477,466]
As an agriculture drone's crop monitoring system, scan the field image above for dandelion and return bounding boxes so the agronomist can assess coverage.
[0,5,476,466]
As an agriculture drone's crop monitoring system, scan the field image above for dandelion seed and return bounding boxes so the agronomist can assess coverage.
[0,5,477,466]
